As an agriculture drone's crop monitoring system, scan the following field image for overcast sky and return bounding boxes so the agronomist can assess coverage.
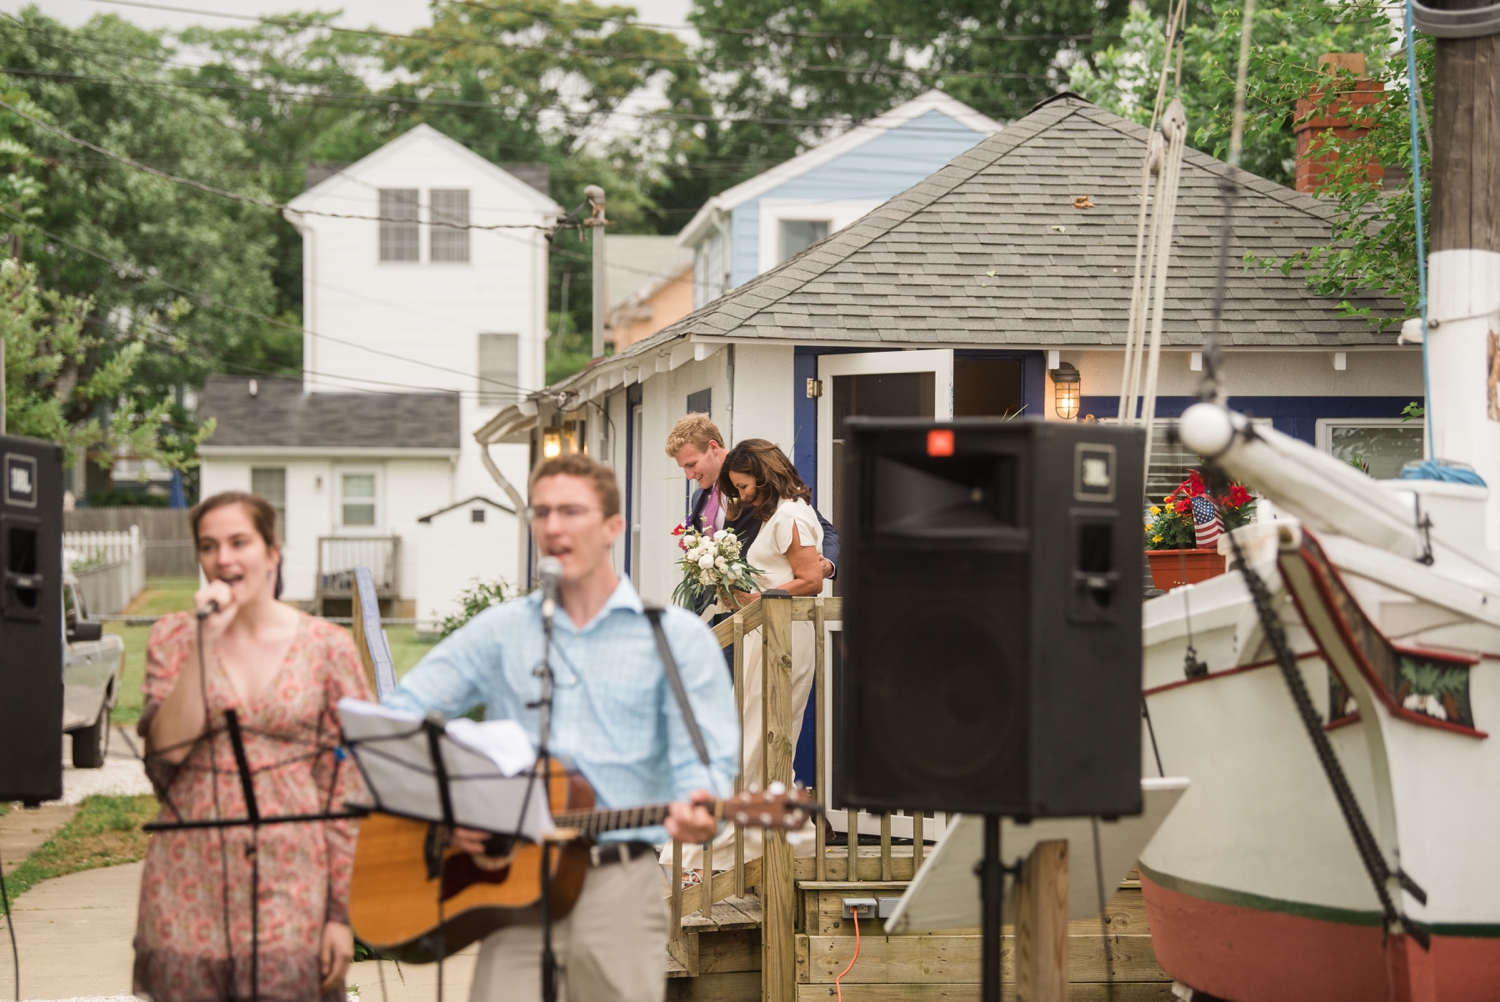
[18,0,695,37]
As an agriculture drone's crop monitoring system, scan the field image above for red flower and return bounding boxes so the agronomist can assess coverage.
[1228,484,1253,506]
[672,523,685,536]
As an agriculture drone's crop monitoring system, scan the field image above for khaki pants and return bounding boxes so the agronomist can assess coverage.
[468,855,670,1002]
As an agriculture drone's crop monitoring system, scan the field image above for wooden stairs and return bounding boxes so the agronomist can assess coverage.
[666,847,1176,1001]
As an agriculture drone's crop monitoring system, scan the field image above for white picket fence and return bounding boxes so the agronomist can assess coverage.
[64,525,147,616]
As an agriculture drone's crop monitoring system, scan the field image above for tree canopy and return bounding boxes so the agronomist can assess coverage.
[0,0,1430,498]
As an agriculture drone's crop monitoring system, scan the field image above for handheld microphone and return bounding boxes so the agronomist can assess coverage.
[196,599,220,621]
[538,556,563,625]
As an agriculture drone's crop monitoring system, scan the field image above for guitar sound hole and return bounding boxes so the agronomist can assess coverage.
[482,833,518,857]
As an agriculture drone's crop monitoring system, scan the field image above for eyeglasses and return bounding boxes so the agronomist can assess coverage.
[525,504,600,523]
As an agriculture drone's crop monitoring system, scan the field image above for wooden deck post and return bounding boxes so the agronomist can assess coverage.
[760,590,795,1002]
[1014,839,1069,1002]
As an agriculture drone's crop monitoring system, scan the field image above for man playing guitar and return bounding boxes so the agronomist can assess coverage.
[383,453,739,1002]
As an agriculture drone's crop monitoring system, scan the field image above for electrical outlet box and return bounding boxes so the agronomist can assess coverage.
[877,896,902,919]
[842,897,878,919]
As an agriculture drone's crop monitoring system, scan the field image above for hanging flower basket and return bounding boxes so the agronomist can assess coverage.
[1146,548,1228,590]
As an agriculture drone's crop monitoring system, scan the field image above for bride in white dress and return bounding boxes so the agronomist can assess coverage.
[673,439,825,875]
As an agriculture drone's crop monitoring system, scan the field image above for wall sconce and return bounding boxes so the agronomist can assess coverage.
[541,424,579,459]
[1052,362,1081,420]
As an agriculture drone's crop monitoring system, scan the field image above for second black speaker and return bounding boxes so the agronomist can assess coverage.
[834,418,1144,819]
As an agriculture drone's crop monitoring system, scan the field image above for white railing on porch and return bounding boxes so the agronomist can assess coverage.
[317,536,401,598]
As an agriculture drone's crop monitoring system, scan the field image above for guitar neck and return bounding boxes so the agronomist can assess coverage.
[553,803,677,837]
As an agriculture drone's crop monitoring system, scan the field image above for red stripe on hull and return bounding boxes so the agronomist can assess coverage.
[1140,871,1500,1001]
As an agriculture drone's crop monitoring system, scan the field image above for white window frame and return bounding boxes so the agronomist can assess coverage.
[477,332,520,407]
[378,189,420,263]
[693,230,727,309]
[335,466,383,532]
[1315,417,1427,478]
[816,348,954,525]
[250,466,287,537]
[757,199,881,274]
[429,188,471,263]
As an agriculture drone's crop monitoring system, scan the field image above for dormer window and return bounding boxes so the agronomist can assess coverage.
[379,189,420,261]
[431,189,471,262]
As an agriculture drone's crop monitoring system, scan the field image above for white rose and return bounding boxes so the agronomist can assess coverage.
[715,557,727,570]
[699,554,715,569]
[713,529,729,540]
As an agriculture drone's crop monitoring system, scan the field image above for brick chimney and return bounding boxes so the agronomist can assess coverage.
[1293,53,1386,195]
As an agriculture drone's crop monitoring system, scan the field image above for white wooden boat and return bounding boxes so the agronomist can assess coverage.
[1139,405,1500,1000]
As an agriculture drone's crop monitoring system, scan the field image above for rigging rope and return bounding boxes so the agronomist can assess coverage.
[1119,0,1190,430]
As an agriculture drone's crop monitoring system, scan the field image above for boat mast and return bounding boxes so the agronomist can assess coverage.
[1422,0,1500,543]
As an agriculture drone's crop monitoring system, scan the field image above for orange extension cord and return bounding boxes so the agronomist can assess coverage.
[835,908,861,1002]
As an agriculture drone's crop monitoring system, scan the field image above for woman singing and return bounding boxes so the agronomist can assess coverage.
[134,492,369,1001]
[673,439,824,875]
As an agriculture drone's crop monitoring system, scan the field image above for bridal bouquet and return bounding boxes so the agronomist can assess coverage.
[671,525,763,610]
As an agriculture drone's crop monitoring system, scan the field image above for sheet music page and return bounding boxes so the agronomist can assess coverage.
[339,699,556,840]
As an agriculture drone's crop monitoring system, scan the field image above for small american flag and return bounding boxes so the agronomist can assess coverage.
[1192,495,1223,549]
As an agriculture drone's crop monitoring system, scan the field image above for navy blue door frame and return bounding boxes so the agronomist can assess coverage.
[623,383,643,576]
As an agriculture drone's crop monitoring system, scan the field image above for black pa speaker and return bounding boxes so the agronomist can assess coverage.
[0,435,64,803]
[835,418,1145,818]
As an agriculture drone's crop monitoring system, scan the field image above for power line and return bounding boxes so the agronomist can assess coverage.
[0,64,1011,141]
[0,97,561,231]
[0,206,543,394]
[441,0,1116,45]
[84,0,1051,82]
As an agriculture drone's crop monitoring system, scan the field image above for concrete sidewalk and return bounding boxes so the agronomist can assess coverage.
[0,861,142,1000]
[0,857,478,1002]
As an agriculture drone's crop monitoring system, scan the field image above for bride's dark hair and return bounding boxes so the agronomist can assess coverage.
[719,439,811,523]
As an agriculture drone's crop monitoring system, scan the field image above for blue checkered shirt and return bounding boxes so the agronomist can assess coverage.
[384,577,740,843]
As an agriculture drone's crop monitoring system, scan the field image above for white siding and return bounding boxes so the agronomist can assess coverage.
[415,502,520,627]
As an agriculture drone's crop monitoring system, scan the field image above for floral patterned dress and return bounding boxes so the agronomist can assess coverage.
[133,611,369,1002]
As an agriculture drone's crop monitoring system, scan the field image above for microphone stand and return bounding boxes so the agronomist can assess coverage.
[535,584,560,1002]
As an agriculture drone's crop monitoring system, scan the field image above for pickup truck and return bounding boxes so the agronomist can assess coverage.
[62,573,126,768]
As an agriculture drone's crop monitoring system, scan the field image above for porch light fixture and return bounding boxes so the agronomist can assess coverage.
[542,427,564,459]
[1052,362,1081,420]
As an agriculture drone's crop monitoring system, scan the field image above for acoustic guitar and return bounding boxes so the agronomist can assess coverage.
[348,766,816,962]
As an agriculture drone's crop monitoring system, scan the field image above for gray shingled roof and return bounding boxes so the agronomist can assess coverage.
[199,376,460,450]
[634,96,1403,355]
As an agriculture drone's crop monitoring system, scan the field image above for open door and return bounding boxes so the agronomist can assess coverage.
[816,349,954,525]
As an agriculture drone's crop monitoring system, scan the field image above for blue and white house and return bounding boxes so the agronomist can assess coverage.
[678,90,1002,306]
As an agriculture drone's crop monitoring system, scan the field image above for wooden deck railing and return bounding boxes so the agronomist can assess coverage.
[667,591,940,1000]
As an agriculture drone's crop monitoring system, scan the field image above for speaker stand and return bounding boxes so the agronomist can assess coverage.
[978,815,1004,1002]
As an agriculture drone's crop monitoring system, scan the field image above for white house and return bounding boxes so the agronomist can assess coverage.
[679,89,1002,306]
[476,95,1420,607]
[198,124,560,624]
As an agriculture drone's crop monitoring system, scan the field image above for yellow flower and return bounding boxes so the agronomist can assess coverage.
[1149,506,1161,515]
[1152,534,1164,543]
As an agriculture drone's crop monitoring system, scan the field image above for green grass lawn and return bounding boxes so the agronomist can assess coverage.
[109,579,436,724]
[1,795,158,901]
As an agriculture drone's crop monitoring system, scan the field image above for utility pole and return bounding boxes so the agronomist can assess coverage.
[585,185,608,359]
[1417,0,1500,523]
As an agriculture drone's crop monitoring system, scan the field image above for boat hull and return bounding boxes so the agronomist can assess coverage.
[1141,867,1500,1002]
